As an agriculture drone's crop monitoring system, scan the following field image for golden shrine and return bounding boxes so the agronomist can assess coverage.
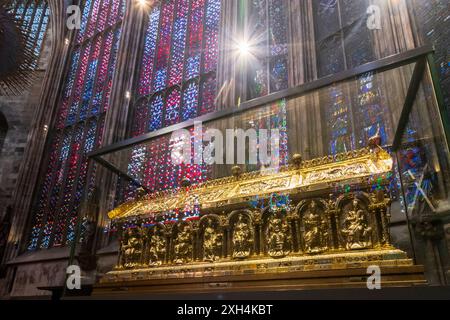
[94,146,426,296]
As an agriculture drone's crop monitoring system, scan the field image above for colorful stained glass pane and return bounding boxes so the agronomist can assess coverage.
[165,88,181,126]
[184,0,205,80]
[152,0,176,92]
[168,0,189,87]
[12,1,50,65]
[28,0,124,250]
[128,0,224,206]
[138,7,161,96]
[149,94,164,132]
[182,81,199,121]
[247,0,289,98]
[202,0,221,73]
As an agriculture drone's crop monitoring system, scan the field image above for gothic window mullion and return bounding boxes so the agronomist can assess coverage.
[47,124,84,248]
[139,4,161,98]
[143,8,163,131]
[180,0,193,87]
[83,8,112,121]
[31,40,82,249]
[27,0,125,250]
[36,41,89,248]
[195,0,209,116]
[57,122,93,246]
[97,28,120,116]
[33,128,68,249]
[77,0,94,44]
[71,40,99,126]
[59,34,105,245]
[29,1,46,58]
[151,0,175,98]
[180,0,194,120]
[164,0,182,125]
[22,0,37,36]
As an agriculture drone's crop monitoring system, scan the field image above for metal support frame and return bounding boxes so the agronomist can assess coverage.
[392,57,426,151]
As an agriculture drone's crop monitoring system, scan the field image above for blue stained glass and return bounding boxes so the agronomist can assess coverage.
[270,57,288,92]
[79,59,98,121]
[182,82,199,121]
[139,7,161,95]
[66,120,98,244]
[12,1,49,65]
[203,0,221,72]
[153,69,168,92]
[77,0,93,43]
[152,0,175,92]
[149,95,164,131]
[185,56,201,80]
[64,50,80,98]
[168,0,189,86]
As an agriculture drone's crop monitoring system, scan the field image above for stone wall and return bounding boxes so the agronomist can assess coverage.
[0,22,53,219]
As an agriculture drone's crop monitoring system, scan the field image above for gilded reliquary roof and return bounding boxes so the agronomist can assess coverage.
[108,147,393,221]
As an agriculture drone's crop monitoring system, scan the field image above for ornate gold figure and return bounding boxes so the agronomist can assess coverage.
[303,201,329,254]
[119,228,142,269]
[173,225,192,264]
[341,199,372,250]
[266,215,291,258]
[148,229,166,266]
[202,219,222,262]
[232,215,253,259]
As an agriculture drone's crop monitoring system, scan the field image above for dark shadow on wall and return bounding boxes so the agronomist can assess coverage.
[0,111,8,156]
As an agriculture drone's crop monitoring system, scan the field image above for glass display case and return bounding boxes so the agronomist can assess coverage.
[65,46,450,296]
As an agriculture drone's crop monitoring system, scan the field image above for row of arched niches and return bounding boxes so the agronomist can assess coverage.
[116,191,393,269]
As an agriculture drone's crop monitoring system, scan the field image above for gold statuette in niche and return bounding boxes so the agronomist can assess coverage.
[341,198,373,250]
[201,217,222,262]
[301,200,329,254]
[232,214,253,259]
[172,223,193,265]
[266,213,292,258]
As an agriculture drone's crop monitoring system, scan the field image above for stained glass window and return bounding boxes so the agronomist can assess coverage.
[246,99,289,172]
[246,0,289,100]
[27,0,125,250]
[8,0,50,65]
[128,0,222,195]
[314,0,391,154]
[137,0,221,118]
